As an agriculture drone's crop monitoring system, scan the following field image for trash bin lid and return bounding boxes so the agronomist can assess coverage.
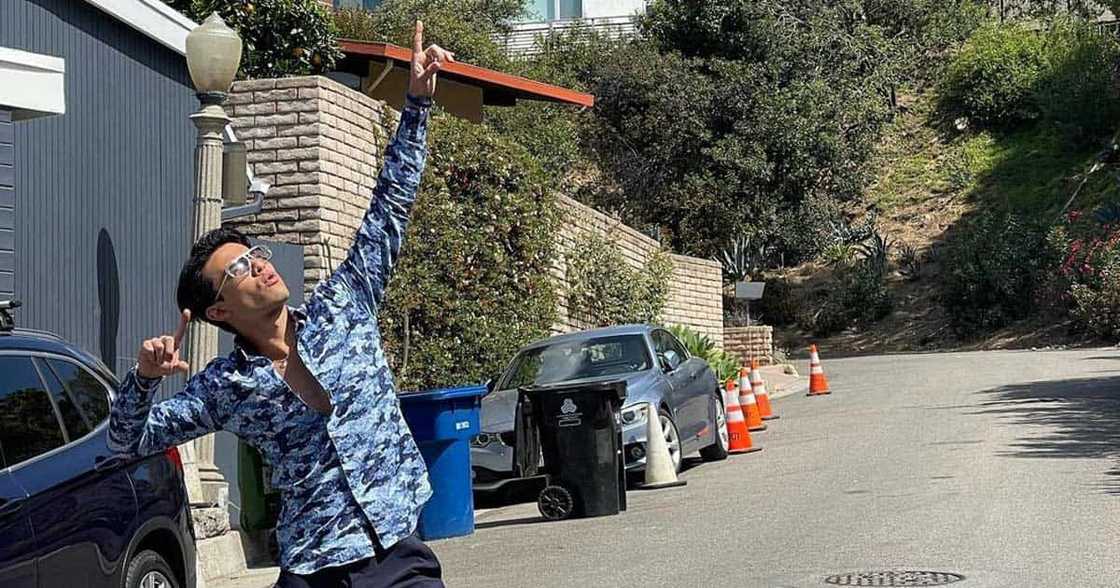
[519,379,627,402]
[398,384,488,403]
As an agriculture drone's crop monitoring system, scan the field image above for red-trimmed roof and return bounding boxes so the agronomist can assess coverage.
[337,39,594,109]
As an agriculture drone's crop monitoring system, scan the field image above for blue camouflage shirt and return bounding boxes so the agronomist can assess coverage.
[108,95,433,575]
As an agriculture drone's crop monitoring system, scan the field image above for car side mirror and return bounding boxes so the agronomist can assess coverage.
[659,351,682,373]
[484,378,498,396]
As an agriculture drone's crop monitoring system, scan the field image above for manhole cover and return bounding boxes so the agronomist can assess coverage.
[824,571,966,586]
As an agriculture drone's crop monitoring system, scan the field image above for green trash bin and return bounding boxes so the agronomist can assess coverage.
[237,439,281,532]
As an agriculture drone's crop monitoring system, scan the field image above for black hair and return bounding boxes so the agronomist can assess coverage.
[176,227,251,334]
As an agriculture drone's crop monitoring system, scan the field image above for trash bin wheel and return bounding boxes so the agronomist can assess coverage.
[538,484,574,521]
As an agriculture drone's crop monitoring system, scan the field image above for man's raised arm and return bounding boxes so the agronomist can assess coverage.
[327,21,454,310]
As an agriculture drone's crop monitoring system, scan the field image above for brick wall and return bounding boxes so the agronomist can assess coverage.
[225,75,396,293]
[553,195,724,345]
[226,76,723,344]
[724,326,774,365]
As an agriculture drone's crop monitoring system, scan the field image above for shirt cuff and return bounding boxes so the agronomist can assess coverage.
[132,365,164,393]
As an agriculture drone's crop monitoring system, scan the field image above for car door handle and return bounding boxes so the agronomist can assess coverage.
[0,497,25,519]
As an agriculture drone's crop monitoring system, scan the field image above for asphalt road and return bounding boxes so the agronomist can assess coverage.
[431,349,1120,587]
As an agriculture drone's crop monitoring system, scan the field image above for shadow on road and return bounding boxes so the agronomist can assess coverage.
[974,374,1120,495]
[474,516,545,530]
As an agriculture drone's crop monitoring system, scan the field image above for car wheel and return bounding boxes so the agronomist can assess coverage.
[124,550,179,588]
[657,408,683,473]
[700,391,730,461]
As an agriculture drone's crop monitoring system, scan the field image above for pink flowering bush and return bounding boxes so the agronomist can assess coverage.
[1052,209,1120,339]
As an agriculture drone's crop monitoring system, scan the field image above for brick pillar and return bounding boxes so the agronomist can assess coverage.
[724,326,774,365]
[226,76,397,293]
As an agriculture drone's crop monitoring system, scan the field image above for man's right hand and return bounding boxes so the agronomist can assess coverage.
[137,310,191,379]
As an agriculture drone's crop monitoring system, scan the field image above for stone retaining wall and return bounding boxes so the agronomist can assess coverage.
[553,195,724,345]
[724,326,774,365]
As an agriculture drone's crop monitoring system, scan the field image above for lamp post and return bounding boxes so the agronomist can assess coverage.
[184,13,242,507]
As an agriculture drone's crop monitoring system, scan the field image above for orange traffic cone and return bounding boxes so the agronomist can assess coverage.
[750,359,778,420]
[808,344,831,396]
[736,368,767,432]
[724,379,762,454]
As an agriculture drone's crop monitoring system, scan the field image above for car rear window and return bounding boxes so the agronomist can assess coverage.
[502,334,652,389]
[0,356,66,468]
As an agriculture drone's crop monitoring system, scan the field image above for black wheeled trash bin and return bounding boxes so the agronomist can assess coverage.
[519,380,627,521]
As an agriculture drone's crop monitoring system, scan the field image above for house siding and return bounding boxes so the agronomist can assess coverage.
[0,0,197,377]
[0,109,12,300]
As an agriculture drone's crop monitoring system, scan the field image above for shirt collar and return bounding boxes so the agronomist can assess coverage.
[232,306,307,364]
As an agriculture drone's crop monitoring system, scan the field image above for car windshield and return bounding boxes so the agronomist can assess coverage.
[501,334,652,390]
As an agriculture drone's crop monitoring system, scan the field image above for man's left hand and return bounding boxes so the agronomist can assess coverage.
[409,20,455,98]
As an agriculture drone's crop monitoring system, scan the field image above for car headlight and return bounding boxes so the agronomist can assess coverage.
[621,404,649,426]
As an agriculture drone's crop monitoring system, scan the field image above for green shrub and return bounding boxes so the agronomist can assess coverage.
[1069,268,1120,340]
[898,244,923,280]
[941,211,1054,337]
[845,262,895,325]
[941,19,1120,141]
[667,324,716,356]
[172,0,343,79]
[565,234,674,328]
[667,324,739,383]
[705,350,742,385]
[775,195,847,266]
[1051,210,1120,339]
[753,277,802,327]
[379,115,559,390]
[939,22,1046,128]
[1034,20,1120,145]
[804,260,894,337]
[809,299,853,338]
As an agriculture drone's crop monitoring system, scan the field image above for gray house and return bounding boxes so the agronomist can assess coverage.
[0,0,300,376]
[1,0,201,376]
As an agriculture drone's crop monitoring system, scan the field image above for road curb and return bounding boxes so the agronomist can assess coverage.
[770,378,809,401]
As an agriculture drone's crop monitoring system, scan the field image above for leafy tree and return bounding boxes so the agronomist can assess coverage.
[575,2,898,260]
[563,0,988,262]
[333,0,523,69]
[167,0,343,79]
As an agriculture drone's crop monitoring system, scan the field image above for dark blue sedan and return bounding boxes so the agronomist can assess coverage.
[0,302,196,588]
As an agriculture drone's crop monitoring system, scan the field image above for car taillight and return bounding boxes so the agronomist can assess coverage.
[165,446,183,472]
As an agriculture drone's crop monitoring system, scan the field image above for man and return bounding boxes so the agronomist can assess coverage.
[108,22,454,588]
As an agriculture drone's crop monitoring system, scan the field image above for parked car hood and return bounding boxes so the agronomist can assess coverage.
[481,370,661,432]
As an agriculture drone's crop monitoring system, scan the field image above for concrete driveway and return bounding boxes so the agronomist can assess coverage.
[216,349,1120,587]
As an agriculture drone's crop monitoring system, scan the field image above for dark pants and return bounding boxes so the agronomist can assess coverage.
[274,535,443,588]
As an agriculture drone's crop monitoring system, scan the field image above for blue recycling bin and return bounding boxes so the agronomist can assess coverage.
[398,385,486,541]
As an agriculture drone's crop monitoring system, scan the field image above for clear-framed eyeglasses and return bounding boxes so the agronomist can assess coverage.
[213,245,272,303]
